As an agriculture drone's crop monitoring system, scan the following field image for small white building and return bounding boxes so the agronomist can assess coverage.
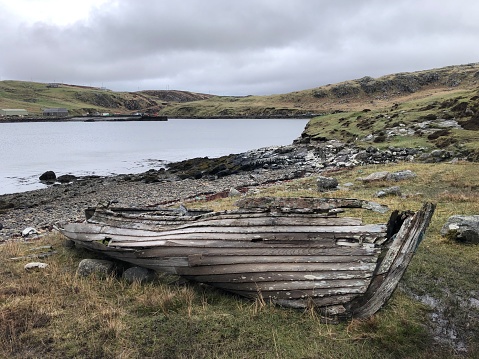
[43,108,69,117]
[0,109,28,116]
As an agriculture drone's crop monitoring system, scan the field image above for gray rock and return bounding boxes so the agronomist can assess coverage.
[22,227,38,237]
[316,176,338,192]
[123,266,157,284]
[77,258,115,278]
[361,201,389,214]
[57,174,77,183]
[39,171,56,181]
[228,188,241,197]
[440,215,479,244]
[386,170,416,182]
[359,171,389,182]
[24,262,48,270]
[435,119,462,129]
[375,186,401,198]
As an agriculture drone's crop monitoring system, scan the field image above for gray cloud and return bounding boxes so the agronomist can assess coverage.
[1,0,479,95]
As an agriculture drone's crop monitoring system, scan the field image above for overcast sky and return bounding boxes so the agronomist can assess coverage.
[0,0,478,96]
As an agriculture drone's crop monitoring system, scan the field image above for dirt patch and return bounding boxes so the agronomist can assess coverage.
[460,115,479,130]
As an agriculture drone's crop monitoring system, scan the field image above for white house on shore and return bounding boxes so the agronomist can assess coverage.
[0,109,28,116]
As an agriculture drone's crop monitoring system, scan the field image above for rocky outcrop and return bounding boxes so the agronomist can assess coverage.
[326,64,478,100]
[140,90,214,103]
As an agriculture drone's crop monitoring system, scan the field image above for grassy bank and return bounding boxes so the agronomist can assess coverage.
[1,161,478,358]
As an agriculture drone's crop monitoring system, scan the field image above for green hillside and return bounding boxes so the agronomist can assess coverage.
[0,81,213,116]
[2,63,479,155]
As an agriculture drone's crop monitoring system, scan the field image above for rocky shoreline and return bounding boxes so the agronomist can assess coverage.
[0,140,466,241]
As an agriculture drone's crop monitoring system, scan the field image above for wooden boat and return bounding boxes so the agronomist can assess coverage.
[58,197,435,318]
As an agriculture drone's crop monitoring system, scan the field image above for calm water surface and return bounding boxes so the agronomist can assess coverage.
[0,118,309,194]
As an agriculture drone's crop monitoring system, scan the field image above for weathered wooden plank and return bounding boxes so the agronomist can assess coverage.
[274,295,357,309]
[376,217,413,275]
[212,278,371,291]
[105,230,384,245]
[105,224,386,236]
[71,233,363,247]
[65,232,381,251]
[109,239,339,248]
[235,197,388,213]
[349,202,435,318]
[137,246,381,258]
[91,213,364,229]
[63,222,386,242]
[73,222,386,238]
[184,270,374,283]
[115,257,189,267]
[177,262,377,276]
[187,254,378,266]
[63,227,342,245]
[108,237,377,248]
[225,286,368,300]
[89,208,340,227]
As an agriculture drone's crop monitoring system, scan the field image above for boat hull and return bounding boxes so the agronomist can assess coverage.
[58,198,435,318]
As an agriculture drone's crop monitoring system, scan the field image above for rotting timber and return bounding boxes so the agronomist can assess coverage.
[58,197,435,319]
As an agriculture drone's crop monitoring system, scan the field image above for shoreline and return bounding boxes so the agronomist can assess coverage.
[0,161,306,241]
[0,139,468,241]
[0,114,167,123]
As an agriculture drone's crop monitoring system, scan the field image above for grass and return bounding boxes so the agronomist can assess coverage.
[1,161,478,358]
[303,87,479,151]
[0,80,154,116]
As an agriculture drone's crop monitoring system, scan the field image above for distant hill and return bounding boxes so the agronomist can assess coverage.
[299,63,479,159]
[0,81,214,116]
[1,63,479,156]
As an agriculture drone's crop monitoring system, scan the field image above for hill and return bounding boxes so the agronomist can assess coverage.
[156,62,479,158]
[0,81,213,116]
[1,63,479,157]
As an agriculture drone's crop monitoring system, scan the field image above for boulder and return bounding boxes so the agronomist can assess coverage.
[39,171,56,181]
[123,266,157,284]
[440,215,479,244]
[386,170,416,182]
[375,186,401,198]
[361,201,389,214]
[77,259,115,278]
[317,176,339,192]
[359,171,389,182]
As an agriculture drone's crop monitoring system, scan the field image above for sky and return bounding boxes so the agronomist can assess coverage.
[0,0,478,96]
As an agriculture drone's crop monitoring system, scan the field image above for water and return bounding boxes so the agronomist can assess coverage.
[0,118,309,194]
